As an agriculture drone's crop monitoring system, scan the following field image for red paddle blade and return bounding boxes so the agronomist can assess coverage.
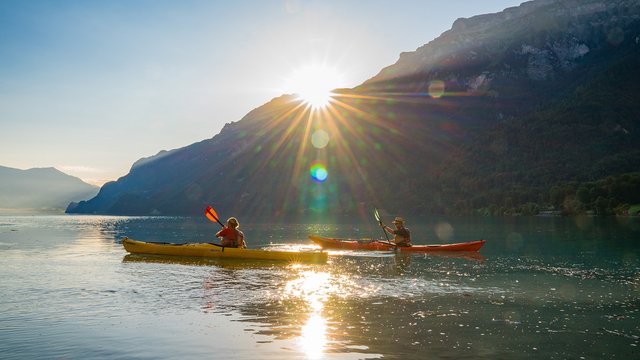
[205,205,220,223]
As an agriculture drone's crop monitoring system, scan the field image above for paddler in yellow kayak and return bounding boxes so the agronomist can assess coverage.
[216,217,246,248]
[380,217,412,247]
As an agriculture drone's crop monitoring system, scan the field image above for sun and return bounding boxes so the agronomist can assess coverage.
[285,64,344,108]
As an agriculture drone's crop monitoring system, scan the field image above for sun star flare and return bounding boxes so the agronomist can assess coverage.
[285,64,345,108]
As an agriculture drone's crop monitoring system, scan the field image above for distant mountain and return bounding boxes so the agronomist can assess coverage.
[68,0,640,219]
[0,166,99,211]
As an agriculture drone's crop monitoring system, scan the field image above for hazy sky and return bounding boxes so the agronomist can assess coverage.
[0,0,523,185]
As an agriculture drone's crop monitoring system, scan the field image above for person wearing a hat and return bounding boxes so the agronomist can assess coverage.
[380,217,412,247]
[216,217,246,248]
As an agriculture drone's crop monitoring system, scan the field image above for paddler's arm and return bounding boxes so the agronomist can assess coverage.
[380,223,395,235]
[215,227,227,238]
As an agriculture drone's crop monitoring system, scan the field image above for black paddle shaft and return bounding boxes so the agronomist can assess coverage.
[375,208,391,242]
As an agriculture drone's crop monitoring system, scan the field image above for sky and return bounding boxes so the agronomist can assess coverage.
[0,0,524,186]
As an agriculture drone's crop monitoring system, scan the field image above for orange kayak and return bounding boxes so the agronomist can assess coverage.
[309,235,486,252]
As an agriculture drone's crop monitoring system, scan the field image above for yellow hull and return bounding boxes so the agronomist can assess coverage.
[122,237,327,263]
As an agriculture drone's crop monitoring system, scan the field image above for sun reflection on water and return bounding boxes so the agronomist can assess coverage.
[284,268,330,311]
[299,313,327,359]
[283,268,331,358]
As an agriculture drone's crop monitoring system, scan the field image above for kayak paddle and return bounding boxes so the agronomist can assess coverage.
[374,208,394,245]
[205,205,224,227]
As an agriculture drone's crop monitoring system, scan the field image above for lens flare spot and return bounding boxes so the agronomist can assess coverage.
[311,129,330,149]
[435,222,454,241]
[506,232,524,251]
[428,80,445,98]
[310,162,328,182]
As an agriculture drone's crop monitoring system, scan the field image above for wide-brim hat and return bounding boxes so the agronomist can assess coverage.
[392,217,405,224]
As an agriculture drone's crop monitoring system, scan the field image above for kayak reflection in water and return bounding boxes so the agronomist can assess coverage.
[380,216,412,247]
[215,217,246,248]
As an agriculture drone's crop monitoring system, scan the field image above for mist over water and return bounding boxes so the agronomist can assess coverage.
[0,215,638,359]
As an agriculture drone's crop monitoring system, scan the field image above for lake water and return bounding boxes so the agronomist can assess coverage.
[0,215,638,359]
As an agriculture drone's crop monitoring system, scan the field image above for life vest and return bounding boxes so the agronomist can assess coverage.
[394,227,411,246]
[219,227,244,247]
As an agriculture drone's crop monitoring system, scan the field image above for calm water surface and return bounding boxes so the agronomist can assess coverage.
[0,215,638,359]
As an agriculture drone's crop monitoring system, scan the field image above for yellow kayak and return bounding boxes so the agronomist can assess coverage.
[122,237,327,263]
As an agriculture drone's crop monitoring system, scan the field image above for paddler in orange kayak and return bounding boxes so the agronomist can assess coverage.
[380,216,412,247]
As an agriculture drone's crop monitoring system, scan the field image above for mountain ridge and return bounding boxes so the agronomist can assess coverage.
[0,165,99,211]
[67,0,640,219]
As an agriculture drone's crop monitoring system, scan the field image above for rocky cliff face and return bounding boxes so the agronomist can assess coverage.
[367,0,639,90]
[68,0,640,218]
